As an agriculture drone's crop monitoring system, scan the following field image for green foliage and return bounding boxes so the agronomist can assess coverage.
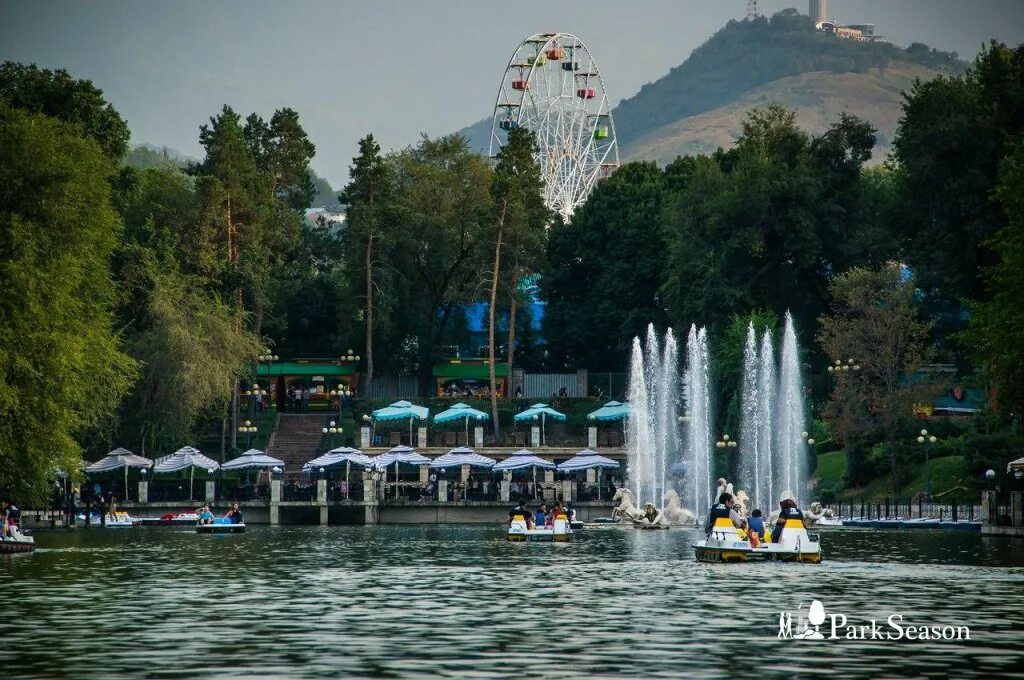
[613,9,962,148]
[0,103,137,503]
[121,276,262,455]
[818,264,932,492]
[713,310,779,436]
[961,142,1024,415]
[662,106,887,340]
[544,162,669,370]
[0,61,131,159]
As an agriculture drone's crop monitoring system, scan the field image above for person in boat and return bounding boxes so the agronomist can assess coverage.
[552,501,566,525]
[771,498,805,543]
[509,500,533,528]
[2,500,20,539]
[704,493,743,535]
[198,504,214,525]
[535,503,549,528]
[224,503,244,524]
[748,509,767,542]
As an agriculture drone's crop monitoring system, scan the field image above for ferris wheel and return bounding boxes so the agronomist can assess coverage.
[488,32,619,220]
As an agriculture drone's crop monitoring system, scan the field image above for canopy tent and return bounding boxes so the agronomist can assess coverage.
[222,449,285,471]
[513,403,566,446]
[428,447,497,469]
[492,449,555,472]
[372,400,430,445]
[85,448,153,501]
[433,402,489,440]
[154,446,220,501]
[557,448,620,501]
[587,400,630,422]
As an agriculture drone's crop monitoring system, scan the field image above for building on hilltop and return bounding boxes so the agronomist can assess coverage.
[811,0,877,42]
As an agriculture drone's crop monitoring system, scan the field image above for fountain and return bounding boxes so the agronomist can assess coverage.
[776,311,808,505]
[737,311,808,513]
[683,325,713,515]
[625,325,686,513]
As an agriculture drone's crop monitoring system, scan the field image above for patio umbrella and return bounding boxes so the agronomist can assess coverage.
[223,449,285,471]
[493,449,554,501]
[513,403,566,446]
[372,400,430,445]
[433,402,489,441]
[586,400,630,421]
[85,448,153,500]
[557,448,621,501]
[154,446,220,501]
[1008,456,1024,473]
[303,447,374,498]
[428,447,497,469]
[371,445,431,499]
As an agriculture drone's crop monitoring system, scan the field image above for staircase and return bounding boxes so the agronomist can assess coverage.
[266,414,328,475]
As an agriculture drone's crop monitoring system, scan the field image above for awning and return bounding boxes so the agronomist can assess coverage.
[256,361,356,378]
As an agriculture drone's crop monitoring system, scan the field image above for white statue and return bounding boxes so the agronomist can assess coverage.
[611,487,645,523]
[661,490,697,526]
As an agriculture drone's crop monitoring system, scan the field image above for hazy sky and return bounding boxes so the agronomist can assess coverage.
[2,1,1022,186]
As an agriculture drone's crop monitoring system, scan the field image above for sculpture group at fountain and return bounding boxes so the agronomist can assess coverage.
[619,312,813,527]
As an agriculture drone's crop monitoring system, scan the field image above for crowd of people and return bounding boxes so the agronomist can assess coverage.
[507,499,575,529]
[703,477,806,547]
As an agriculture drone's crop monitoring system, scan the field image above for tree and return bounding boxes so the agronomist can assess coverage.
[340,135,393,396]
[0,61,131,159]
[962,142,1024,416]
[891,42,1024,352]
[544,161,668,370]
[122,276,261,457]
[0,103,137,504]
[485,127,547,435]
[389,135,493,390]
[661,106,885,347]
[817,264,932,494]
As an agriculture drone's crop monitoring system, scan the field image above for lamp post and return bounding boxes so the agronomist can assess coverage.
[715,434,738,450]
[322,421,344,449]
[827,357,861,374]
[329,383,352,423]
[238,420,257,450]
[916,428,938,501]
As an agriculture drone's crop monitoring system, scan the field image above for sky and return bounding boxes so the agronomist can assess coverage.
[2,0,1022,187]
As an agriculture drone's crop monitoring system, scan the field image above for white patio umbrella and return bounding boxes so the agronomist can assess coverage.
[85,448,153,500]
[154,446,220,500]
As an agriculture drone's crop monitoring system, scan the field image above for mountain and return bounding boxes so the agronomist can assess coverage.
[458,9,964,163]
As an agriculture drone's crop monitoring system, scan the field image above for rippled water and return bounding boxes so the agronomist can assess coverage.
[4,526,1024,678]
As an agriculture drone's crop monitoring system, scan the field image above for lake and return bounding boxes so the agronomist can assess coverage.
[4,526,1023,678]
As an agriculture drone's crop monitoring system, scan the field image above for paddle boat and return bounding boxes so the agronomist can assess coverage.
[196,517,246,534]
[693,516,822,563]
[0,524,35,553]
[138,511,199,526]
[76,511,138,527]
[507,512,573,542]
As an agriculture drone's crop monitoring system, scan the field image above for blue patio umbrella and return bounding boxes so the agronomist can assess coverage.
[513,403,566,446]
[557,448,620,501]
[586,401,630,422]
[434,402,489,441]
[372,400,430,444]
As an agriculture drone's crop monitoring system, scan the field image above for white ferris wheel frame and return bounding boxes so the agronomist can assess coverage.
[488,32,619,220]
